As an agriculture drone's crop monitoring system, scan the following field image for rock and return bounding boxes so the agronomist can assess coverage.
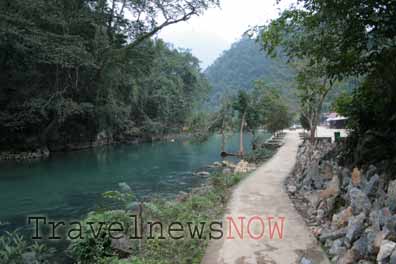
[349,188,371,214]
[308,162,324,189]
[363,174,379,197]
[352,234,368,258]
[374,231,388,254]
[366,165,377,179]
[321,162,334,179]
[304,191,321,209]
[341,167,352,189]
[376,240,396,263]
[320,227,347,242]
[366,230,378,255]
[287,184,297,194]
[176,191,189,202]
[386,180,396,212]
[299,257,313,264]
[196,171,210,176]
[369,209,388,231]
[329,239,347,256]
[338,249,358,264]
[222,168,232,175]
[332,207,353,228]
[320,174,340,200]
[326,196,337,213]
[352,167,362,187]
[222,160,236,168]
[111,234,133,257]
[384,216,396,240]
[118,182,132,193]
[390,248,396,264]
[346,212,366,243]
[316,209,326,221]
[213,161,222,167]
[234,160,255,173]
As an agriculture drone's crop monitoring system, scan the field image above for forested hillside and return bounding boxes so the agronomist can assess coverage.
[204,37,296,106]
[0,0,216,153]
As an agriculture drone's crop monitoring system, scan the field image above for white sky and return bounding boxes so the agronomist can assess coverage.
[158,0,296,69]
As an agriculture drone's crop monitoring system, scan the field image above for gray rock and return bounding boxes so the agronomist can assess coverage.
[349,187,371,214]
[287,184,297,194]
[390,248,396,264]
[320,227,347,242]
[222,168,232,175]
[364,174,379,197]
[341,167,352,189]
[365,165,377,179]
[118,182,132,193]
[384,215,396,235]
[329,238,347,256]
[366,230,378,255]
[195,171,210,176]
[300,257,313,264]
[377,240,396,263]
[370,210,383,231]
[111,234,133,256]
[346,212,366,243]
[386,180,396,212]
[352,234,368,258]
[304,191,321,209]
[316,209,326,221]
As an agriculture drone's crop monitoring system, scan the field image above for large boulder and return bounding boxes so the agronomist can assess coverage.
[377,240,396,263]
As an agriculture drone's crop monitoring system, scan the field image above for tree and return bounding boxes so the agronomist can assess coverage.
[256,0,396,164]
[0,0,216,151]
[296,63,333,143]
[209,95,235,153]
[233,91,250,156]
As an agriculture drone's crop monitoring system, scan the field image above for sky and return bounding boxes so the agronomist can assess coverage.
[158,0,296,69]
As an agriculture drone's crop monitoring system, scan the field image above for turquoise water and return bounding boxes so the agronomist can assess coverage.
[0,133,265,233]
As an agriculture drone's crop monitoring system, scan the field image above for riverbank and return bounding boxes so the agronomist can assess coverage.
[0,132,194,161]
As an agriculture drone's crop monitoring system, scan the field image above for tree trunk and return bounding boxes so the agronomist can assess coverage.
[220,118,226,153]
[239,111,246,156]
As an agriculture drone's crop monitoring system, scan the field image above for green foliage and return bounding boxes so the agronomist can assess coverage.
[67,170,249,264]
[0,0,215,151]
[257,0,396,164]
[204,37,297,108]
[0,231,54,264]
[246,147,274,164]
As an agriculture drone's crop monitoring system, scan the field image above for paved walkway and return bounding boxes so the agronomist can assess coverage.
[202,131,330,264]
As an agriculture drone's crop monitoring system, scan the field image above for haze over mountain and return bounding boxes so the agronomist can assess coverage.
[204,38,297,107]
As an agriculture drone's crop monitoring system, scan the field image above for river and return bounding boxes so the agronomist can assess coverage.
[0,133,268,234]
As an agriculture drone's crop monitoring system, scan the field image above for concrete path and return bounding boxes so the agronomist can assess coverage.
[202,131,330,264]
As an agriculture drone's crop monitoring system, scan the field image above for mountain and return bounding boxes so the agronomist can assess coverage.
[204,37,296,106]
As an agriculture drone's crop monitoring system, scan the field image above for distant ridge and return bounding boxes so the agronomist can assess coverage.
[204,37,296,106]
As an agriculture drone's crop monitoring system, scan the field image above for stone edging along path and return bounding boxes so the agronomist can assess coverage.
[202,131,331,264]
